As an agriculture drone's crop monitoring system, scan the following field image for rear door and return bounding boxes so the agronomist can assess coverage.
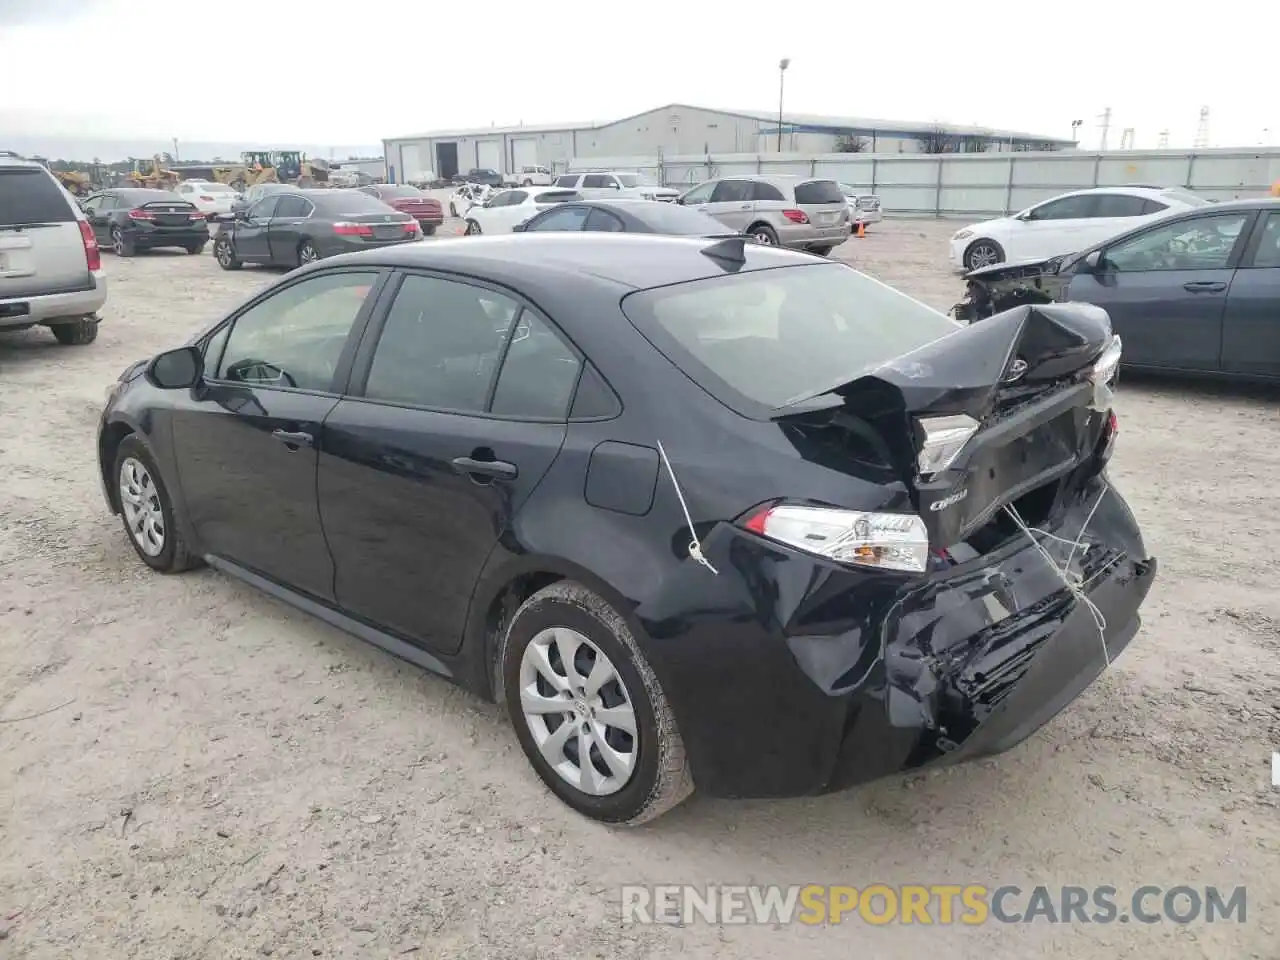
[0,164,89,300]
[793,179,848,230]
[1081,193,1155,249]
[1065,209,1253,371]
[318,271,578,653]
[702,179,756,231]
[1220,210,1280,378]
[267,194,314,264]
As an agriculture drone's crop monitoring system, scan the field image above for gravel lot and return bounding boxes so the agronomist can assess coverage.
[1,218,1278,959]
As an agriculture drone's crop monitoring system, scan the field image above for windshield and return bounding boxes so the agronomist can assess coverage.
[621,262,959,416]
[616,174,655,188]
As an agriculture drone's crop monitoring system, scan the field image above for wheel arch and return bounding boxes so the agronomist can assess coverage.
[98,418,137,513]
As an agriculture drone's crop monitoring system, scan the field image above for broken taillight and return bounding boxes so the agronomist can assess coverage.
[740,504,929,573]
[914,414,980,477]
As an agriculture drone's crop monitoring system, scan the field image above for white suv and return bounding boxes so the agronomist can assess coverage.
[0,152,106,345]
[551,171,680,202]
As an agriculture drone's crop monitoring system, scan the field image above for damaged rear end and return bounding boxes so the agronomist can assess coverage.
[766,301,1153,788]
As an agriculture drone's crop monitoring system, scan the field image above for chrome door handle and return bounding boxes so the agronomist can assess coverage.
[271,429,313,449]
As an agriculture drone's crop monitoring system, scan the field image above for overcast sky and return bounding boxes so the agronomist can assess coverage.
[1,0,1274,154]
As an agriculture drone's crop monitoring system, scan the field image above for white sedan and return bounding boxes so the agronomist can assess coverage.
[948,185,1209,272]
[174,180,240,219]
[461,187,584,235]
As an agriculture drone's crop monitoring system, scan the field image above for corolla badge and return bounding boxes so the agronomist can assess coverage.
[929,488,969,512]
[1000,357,1029,383]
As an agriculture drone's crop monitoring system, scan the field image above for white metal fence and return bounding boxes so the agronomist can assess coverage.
[566,148,1280,218]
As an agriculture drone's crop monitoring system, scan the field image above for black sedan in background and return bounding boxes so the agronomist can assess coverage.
[213,188,421,270]
[80,188,209,256]
[512,198,739,237]
[97,234,1153,824]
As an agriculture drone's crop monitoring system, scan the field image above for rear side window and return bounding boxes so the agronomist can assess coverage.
[584,209,625,232]
[582,175,613,188]
[554,175,579,187]
[1142,198,1170,215]
[793,180,845,204]
[490,312,582,419]
[752,181,786,202]
[1028,194,1096,220]
[621,262,959,416]
[363,275,518,412]
[0,169,76,225]
[275,196,312,217]
[1092,194,1149,217]
[526,206,589,231]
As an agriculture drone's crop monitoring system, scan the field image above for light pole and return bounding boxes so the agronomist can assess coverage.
[1070,119,1082,143]
[777,58,790,152]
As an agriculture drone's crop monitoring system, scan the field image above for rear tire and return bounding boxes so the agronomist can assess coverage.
[748,223,778,245]
[298,241,320,266]
[185,242,205,255]
[449,202,458,217]
[112,435,199,574]
[420,224,436,236]
[110,227,135,257]
[49,317,98,346]
[499,581,693,825]
[214,236,241,270]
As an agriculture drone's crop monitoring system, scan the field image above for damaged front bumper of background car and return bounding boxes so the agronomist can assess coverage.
[950,255,1076,324]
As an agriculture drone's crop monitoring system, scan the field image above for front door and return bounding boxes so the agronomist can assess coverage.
[83,194,116,244]
[1016,193,1099,261]
[1221,210,1280,378]
[1066,210,1252,371]
[318,272,577,653]
[171,268,385,599]
[702,179,757,232]
[234,195,280,262]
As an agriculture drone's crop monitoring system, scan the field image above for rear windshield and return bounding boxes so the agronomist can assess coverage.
[621,262,959,416]
[118,189,186,205]
[533,190,581,204]
[615,174,655,188]
[377,185,423,199]
[1161,188,1209,208]
[314,190,395,215]
[793,180,846,204]
[0,168,75,225]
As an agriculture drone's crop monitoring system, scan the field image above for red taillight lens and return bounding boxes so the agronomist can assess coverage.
[78,220,100,271]
[333,221,373,236]
[128,208,154,220]
[1108,411,1119,435]
[188,211,206,220]
[403,221,419,234]
[782,209,809,224]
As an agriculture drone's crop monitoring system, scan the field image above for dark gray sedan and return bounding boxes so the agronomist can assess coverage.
[214,189,419,270]
[511,198,739,237]
[954,198,1280,381]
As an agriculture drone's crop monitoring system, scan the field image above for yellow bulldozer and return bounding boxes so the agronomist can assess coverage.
[127,155,180,190]
[206,151,331,191]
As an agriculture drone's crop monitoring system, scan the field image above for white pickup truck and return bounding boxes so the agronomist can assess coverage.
[551,171,680,202]
[503,166,555,187]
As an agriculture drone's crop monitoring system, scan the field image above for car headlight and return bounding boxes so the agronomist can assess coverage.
[953,229,974,241]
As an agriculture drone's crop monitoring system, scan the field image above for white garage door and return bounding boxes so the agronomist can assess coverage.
[476,139,502,172]
[511,138,538,171]
[399,144,422,183]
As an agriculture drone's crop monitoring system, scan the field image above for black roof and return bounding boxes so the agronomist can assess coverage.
[314,233,819,290]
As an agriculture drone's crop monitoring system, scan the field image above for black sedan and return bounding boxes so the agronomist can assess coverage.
[512,198,739,236]
[80,188,209,256]
[213,188,421,270]
[953,198,1280,381]
[97,234,1155,823]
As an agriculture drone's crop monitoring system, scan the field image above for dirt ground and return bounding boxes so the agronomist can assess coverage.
[1,218,1278,959]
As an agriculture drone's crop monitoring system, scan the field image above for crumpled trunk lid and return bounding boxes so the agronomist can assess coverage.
[812,302,1119,548]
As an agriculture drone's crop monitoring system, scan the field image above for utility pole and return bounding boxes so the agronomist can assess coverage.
[1071,119,1082,143]
[777,58,790,152]
[1097,107,1112,151]
[1193,107,1210,149]
[172,138,179,161]
[1120,128,1135,149]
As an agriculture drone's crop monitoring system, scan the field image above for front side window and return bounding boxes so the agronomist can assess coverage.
[1249,213,1280,268]
[248,196,279,219]
[216,271,377,390]
[584,209,625,233]
[554,175,579,188]
[363,276,518,412]
[1026,194,1096,221]
[711,180,753,203]
[1102,213,1250,272]
[752,181,786,202]
[274,196,312,218]
[680,181,716,205]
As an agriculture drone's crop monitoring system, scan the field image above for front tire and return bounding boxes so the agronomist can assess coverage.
[112,435,198,573]
[49,317,98,345]
[465,219,481,236]
[499,582,693,825]
[214,236,241,270]
[964,238,1005,270]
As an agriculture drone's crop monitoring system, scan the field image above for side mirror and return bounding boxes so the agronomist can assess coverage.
[235,209,250,220]
[511,221,526,233]
[1084,250,1104,272]
[147,345,203,389]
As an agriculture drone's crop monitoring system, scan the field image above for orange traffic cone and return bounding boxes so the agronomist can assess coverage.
[855,221,866,239]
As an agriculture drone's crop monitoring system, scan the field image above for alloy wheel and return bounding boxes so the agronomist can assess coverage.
[112,229,125,255]
[118,457,165,557]
[215,240,233,267]
[752,229,775,245]
[299,243,319,264]
[518,627,638,796]
[968,242,1000,269]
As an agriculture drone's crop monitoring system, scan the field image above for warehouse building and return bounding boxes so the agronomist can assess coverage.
[383,103,1072,182]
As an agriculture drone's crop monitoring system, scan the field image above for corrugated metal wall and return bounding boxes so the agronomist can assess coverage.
[567,148,1280,217]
